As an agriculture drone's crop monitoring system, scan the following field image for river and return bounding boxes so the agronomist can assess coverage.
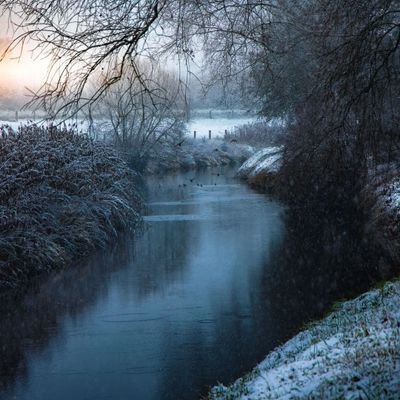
[0,168,289,400]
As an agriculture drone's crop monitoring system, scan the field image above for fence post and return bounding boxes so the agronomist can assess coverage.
[15,110,18,122]
[194,130,196,139]
[224,129,228,138]
[209,130,211,139]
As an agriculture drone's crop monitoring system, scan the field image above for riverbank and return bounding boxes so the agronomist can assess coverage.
[211,150,400,399]
[236,146,283,192]
[209,279,400,399]
[0,123,257,290]
[145,138,255,174]
[0,124,143,290]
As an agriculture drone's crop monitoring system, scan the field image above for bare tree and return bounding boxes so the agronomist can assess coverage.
[0,0,280,116]
[99,62,185,170]
[2,0,399,166]
[0,0,170,116]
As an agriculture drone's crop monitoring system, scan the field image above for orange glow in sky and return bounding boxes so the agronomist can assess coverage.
[0,56,48,94]
[0,34,49,96]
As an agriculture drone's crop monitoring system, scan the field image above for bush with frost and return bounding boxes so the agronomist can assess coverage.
[0,124,142,289]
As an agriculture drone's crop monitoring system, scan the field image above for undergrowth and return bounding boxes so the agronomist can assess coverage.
[0,124,143,289]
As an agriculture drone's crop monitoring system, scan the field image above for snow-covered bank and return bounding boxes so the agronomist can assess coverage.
[209,280,400,400]
[145,138,255,174]
[236,147,283,190]
[237,147,283,177]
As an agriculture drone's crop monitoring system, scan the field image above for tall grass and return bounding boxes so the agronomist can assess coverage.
[0,124,143,289]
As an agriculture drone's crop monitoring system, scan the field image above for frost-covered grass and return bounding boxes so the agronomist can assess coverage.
[0,124,143,289]
[145,138,254,174]
[209,280,400,400]
[0,118,113,141]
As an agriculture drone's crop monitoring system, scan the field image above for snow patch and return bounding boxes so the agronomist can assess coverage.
[237,147,283,178]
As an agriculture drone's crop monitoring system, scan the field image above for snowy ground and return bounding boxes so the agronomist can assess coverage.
[209,280,400,400]
[237,146,283,178]
[1,117,257,140]
[186,117,257,139]
[186,117,286,139]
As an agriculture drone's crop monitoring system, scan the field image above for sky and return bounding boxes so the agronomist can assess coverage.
[0,35,48,97]
[0,8,49,99]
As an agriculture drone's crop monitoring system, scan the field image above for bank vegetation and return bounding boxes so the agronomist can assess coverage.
[0,124,143,290]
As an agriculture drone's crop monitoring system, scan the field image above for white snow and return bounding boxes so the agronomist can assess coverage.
[209,280,400,399]
[186,117,257,138]
[186,117,286,139]
[237,147,283,178]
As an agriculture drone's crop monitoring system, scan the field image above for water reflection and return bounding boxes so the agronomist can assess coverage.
[0,169,285,400]
[0,242,137,393]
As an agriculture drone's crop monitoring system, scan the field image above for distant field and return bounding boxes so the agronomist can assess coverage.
[0,108,265,141]
[186,117,258,139]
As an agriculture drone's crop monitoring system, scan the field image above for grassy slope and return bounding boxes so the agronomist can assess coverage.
[209,280,400,400]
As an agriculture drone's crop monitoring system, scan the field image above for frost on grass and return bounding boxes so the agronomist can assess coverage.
[145,138,254,174]
[0,124,143,289]
[209,281,400,400]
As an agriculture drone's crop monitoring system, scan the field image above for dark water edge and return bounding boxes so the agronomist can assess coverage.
[263,207,386,333]
[0,167,388,400]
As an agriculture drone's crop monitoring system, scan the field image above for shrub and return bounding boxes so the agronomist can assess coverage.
[0,124,143,289]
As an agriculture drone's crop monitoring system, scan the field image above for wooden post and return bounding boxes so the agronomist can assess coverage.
[224,129,228,138]
[209,130,211,139]
[15,110,18,122]
[194,130,196,139]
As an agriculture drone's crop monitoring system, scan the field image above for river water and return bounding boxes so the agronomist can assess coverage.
[0,168,292,400]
